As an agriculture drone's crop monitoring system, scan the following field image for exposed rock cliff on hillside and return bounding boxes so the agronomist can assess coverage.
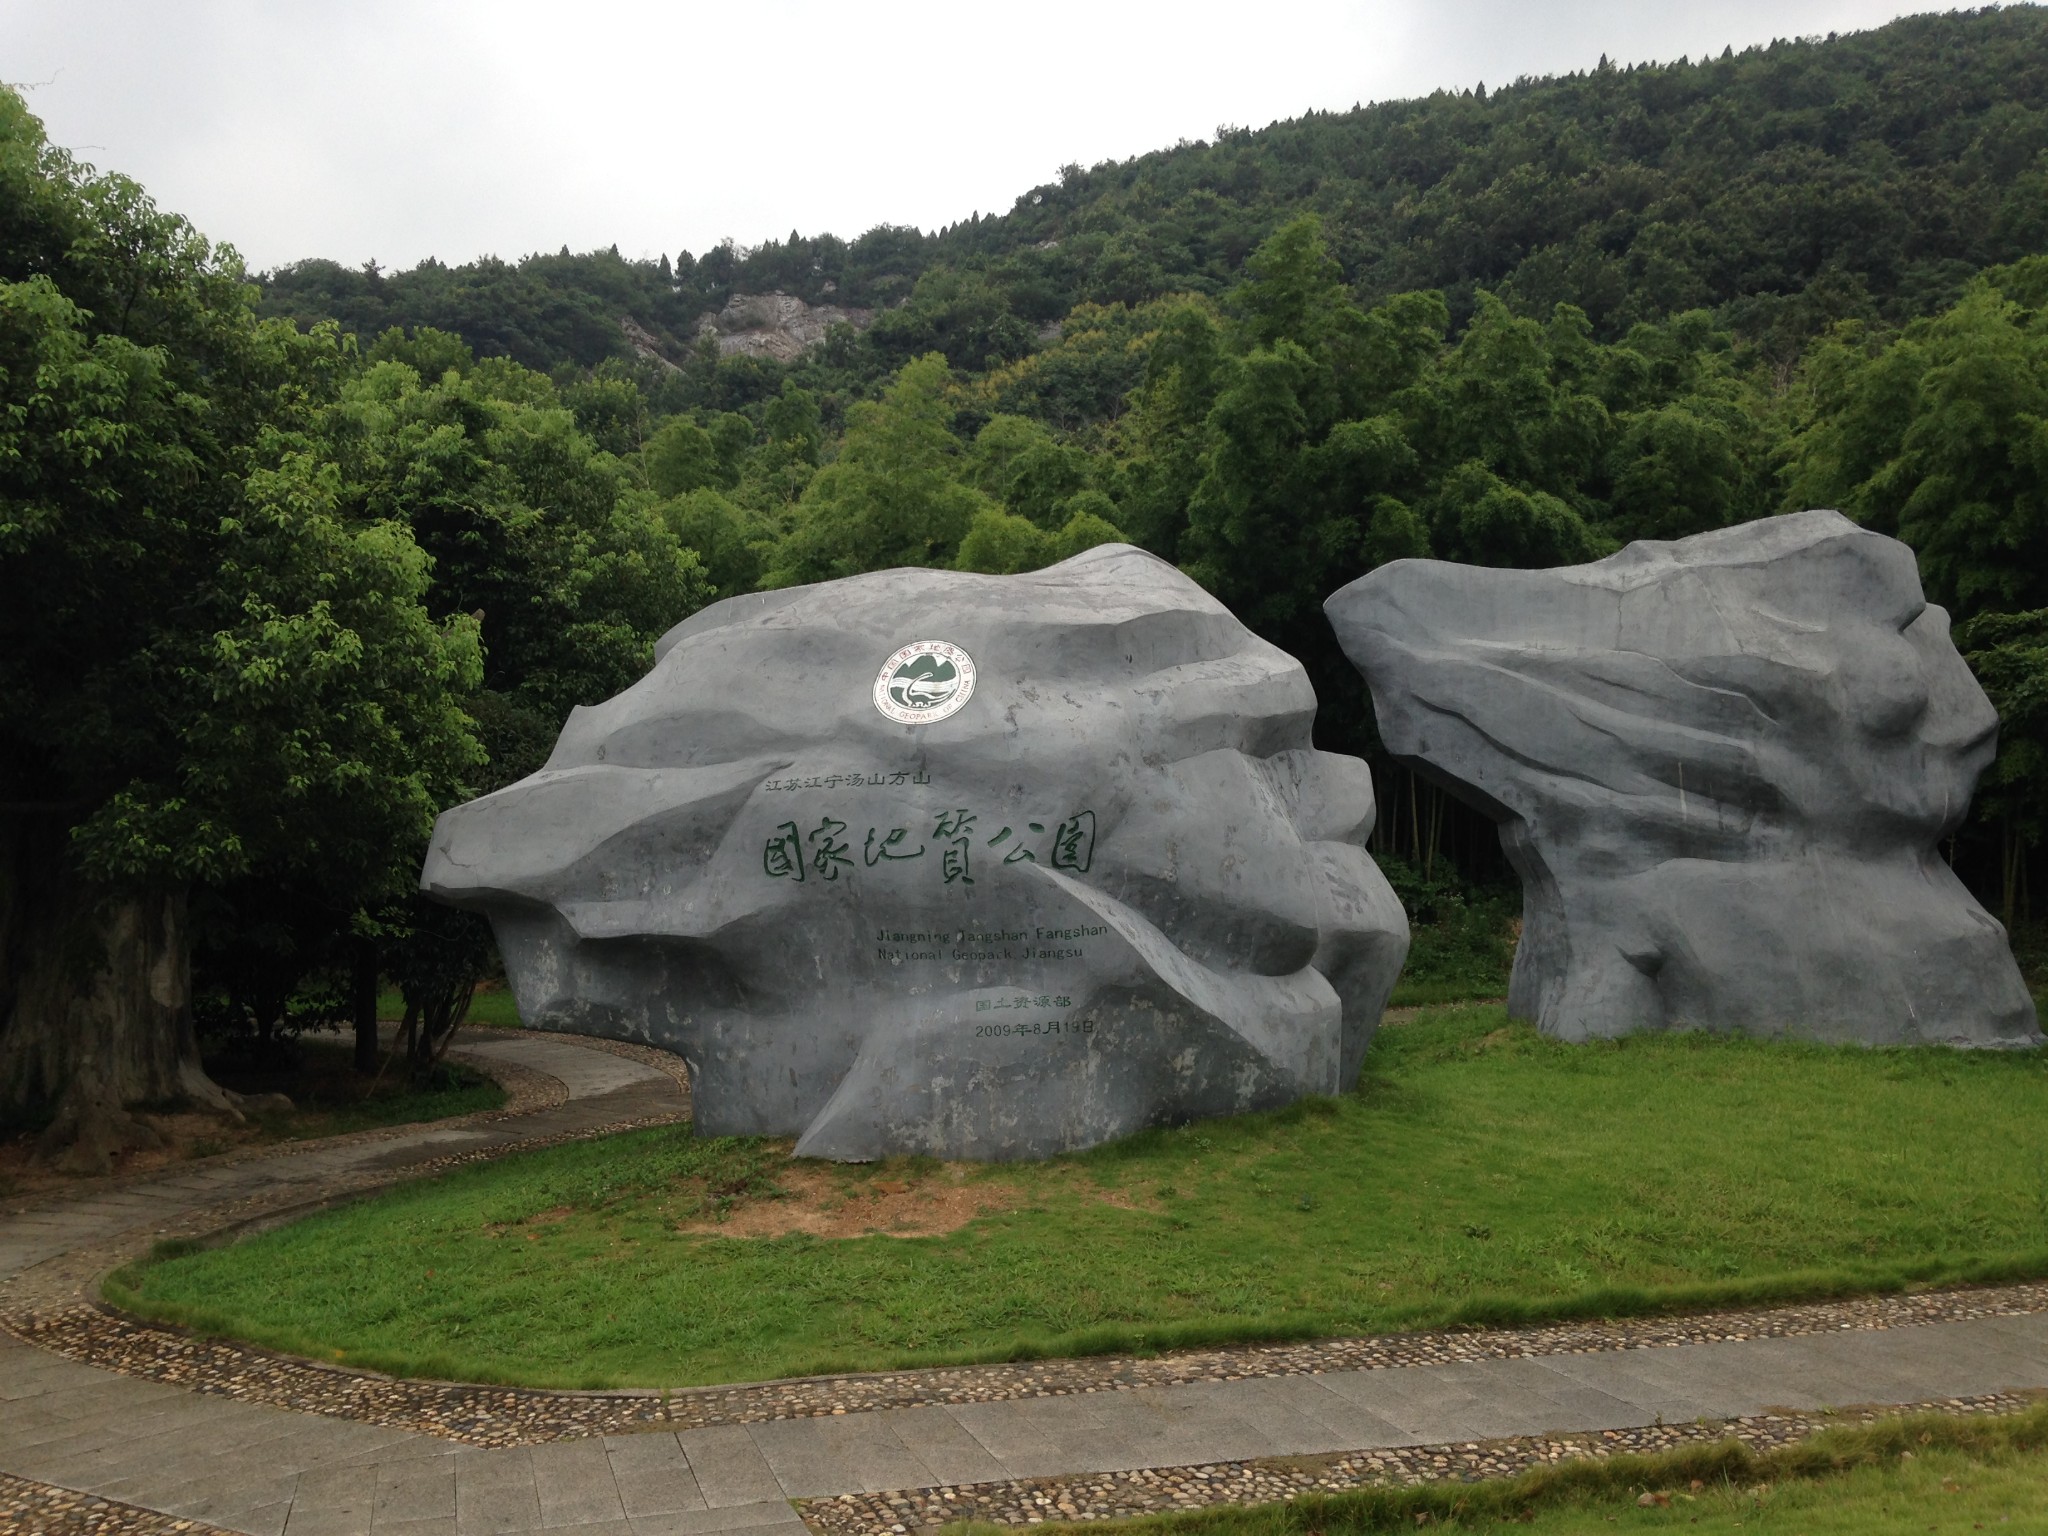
[693,291,873,361]
[619,314,680,371]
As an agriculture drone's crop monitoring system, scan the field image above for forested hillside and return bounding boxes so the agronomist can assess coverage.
[262,6,2048,377]
[6,8,2048,1161]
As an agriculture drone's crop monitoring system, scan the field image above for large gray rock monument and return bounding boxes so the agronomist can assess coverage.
[1325,509,2040,1048]
[423,544,1410,1159]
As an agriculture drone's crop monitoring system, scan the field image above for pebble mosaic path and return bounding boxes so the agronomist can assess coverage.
[2,1029,2046,1535]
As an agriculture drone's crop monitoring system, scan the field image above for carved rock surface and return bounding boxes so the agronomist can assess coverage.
[1325,510,2039,1048]
[423,544,1410,1159]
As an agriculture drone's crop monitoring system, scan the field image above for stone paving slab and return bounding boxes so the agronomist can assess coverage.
[1982,1310,2048,1354]
[633,1501,808,1536]
[533,1437,632,1528]
[1222,1374,1418,1450]
[606,1432,708,1517]
[674,1427,786,1511]
[877,1407,1010,1491]
[371,1454,461,1528]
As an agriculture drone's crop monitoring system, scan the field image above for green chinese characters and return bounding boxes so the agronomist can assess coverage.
[763,807,1095,886]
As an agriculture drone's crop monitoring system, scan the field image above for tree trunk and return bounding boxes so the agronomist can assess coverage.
[0,815,245,1174]
[351,936,380,1075]
[2002,819,2018,930]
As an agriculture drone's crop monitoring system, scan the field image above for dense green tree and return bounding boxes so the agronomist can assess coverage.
[196,340,710,1082]
[763,381,823,461]
[967,416,1096,528]
[974,301,1158,430]
[366,323,474,381]
[1183,342,1346,627]
[865,268,1035,373]
[182,449,485,1071]
[1180,226,1608,621]
[658,488,775,597]
[766,355,996,584]
[1956,609,2048,927]
[646,416,739,496]
[561,368,649,458]
[1106,300,1234,563]
[1047,497,1127,562]
[1773,261,2048,917]
[1425,461,1599,567]
[322,357,708,725]
[0,90,483,1165]
[1409,297,1609,502]
[1231,215,1356,353]
[1602,396,1772,541]
[955,507,1055,574]
[1785,262,2048,617]
[954,491,1128,576]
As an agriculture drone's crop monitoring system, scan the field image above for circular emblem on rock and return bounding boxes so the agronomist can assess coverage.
[874,640,976,725]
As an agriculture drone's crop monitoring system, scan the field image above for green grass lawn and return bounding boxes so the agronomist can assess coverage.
[1401,1448,2048,1533]
[1381,871,1516,1009]
[374,985,525,1029]
[111,1004,2048,1390]
[995,1405,2048,1535]
[1385,976,1507,1007]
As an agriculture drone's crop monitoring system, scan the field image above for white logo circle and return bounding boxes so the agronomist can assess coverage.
[873,641,976,725]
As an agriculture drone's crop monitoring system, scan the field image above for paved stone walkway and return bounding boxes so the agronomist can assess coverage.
[2,1030,2046,1535]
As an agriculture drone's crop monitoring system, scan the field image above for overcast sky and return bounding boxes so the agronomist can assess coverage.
[2,1,1956,274]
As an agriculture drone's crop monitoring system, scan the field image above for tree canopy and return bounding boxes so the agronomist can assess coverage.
[0,94,707,1161]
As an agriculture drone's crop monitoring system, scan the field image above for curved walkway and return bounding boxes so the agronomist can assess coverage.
[0,1032,2045,1536]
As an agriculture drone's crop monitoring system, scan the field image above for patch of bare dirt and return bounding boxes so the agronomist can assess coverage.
[681,1163,1026,1240]
[680,1158,1169,1240]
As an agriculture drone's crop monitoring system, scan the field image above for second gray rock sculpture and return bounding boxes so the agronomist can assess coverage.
[423,544,1410,1159]
[1325,510,2040,1048]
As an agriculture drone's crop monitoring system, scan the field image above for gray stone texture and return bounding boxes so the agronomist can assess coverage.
[422,544,1410,1159]
[1325,509,2039,1047]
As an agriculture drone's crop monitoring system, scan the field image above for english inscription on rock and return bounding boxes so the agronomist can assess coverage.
[1326,510,2041,1049]
[422,544,1411,1159]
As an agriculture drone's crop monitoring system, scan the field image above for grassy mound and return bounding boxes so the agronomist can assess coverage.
[109,1004,2048,1390]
